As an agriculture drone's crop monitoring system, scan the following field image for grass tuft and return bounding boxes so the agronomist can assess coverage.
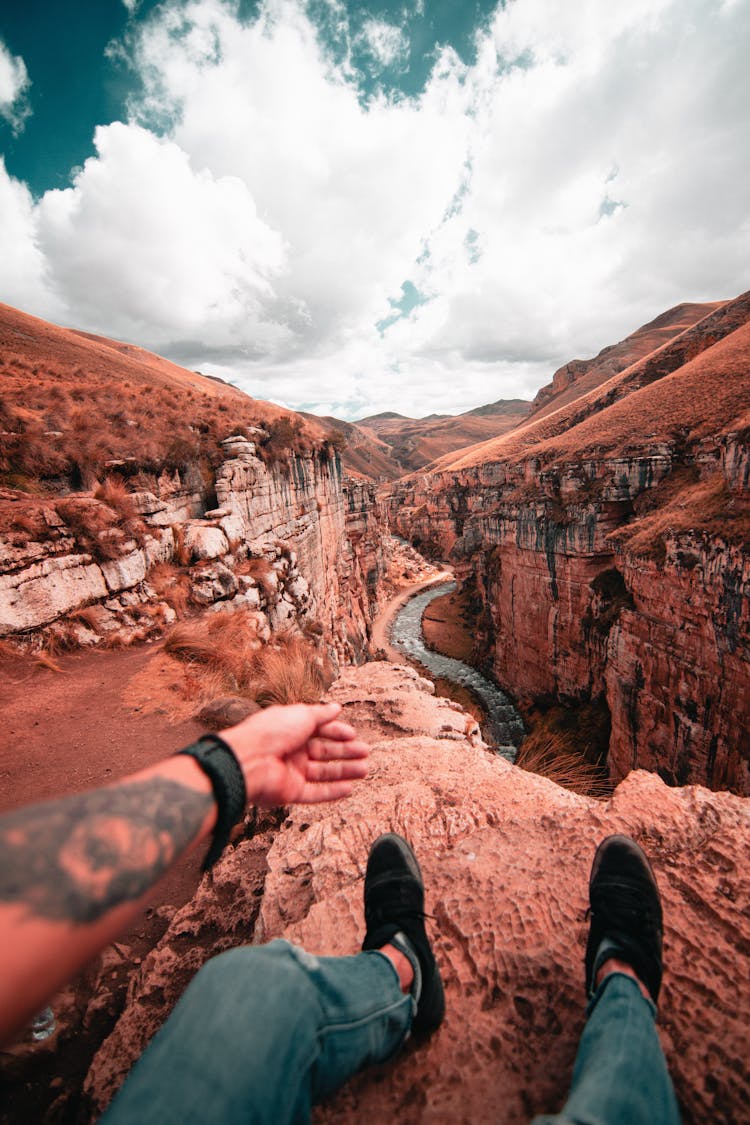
[515,730,611,798]
[162,609,332,709]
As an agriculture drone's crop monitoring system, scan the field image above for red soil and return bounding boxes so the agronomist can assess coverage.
[0,645,206,938]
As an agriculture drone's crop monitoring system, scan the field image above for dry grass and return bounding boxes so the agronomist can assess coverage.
[93,476,137,521]
[56,497,129,561]
[609,471,750,556]
[235,556,277,599]
[31,650,64,673]
[0,303,325,494]
[515,731,611,798]
[253,636,331,705]
[70,605,102,628]
[162,609,332,707]
[149,561,192,615]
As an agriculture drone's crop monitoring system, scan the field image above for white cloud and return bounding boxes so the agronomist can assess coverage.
[35,121,287,350]
[359,19,409,70]
[1,0,749,419]
[0,40,31,134]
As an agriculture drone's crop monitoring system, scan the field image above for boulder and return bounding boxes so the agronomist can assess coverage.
[0,555,108,633]
[184,523,229,561]
[84,664,750,1122]
[195,697,261,730]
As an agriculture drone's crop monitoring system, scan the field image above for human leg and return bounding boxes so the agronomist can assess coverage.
[101,940,412,1125]
[102,832,443,1124]
[534,834,680,1125]
[533,971,680,1125]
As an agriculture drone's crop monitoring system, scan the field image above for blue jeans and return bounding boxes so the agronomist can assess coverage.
[103,950,679,1124]
[101,940,413,1124]
[533,972,681,1125]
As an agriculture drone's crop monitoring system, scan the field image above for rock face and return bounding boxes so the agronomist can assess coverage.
[390,293,750,795]
[83,664,750,1124]
[0,439,387,666]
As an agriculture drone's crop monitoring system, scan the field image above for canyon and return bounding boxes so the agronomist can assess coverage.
[1,294,749,1122]
[389,293,750,796]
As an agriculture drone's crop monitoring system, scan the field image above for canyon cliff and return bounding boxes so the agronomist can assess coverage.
[81,664,750,1124]
[0,304,387,667]
[390,293,750,795]
[1,295,749,1124]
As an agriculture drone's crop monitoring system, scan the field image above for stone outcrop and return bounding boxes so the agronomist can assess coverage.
[389,294,750,795]
[83,664,750,1124]
[0,437,388,666]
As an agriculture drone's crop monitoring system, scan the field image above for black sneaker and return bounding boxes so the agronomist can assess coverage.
[362,833,445,1036]
[585,834,664,1003]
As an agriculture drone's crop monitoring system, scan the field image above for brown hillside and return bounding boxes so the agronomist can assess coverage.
[530,301,724,421]
[437,291,750,473]
[0,303,326,494]
[357,399,530,472]
[299,413,402,481]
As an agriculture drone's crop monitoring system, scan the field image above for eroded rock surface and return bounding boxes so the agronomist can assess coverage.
[84,664,750,1124]
[390,294,750,794]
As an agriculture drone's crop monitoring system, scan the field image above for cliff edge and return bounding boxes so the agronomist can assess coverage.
[84,663,749,1124]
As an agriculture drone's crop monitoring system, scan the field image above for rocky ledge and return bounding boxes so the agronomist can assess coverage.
[84,664,749,1124]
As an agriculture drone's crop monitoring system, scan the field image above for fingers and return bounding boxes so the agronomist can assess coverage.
[315,717,356,741]
[305,757,369,783]
[308,736,369,761]
[297,780,356,804]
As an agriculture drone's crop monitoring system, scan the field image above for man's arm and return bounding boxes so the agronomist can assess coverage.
[0,702,368,1044]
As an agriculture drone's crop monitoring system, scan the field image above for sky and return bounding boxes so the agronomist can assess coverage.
[0,0,748,421]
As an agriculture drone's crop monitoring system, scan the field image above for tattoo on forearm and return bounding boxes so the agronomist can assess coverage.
[0,781,212,924]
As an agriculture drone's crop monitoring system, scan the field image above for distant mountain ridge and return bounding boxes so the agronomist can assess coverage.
[529,301,724,422]
[355,398,531,473]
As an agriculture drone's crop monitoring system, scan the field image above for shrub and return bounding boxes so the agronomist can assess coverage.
[93,476,137,522]
[252,638,331,705]
[162,610,333,708]
[149,562,192,615]
[515,732,611,798]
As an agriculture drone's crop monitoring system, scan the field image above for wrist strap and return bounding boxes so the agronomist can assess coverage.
[177,735,247,870]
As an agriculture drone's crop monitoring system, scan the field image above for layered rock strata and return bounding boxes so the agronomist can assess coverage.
[390,296,750,794]
[83,663,750,1124]
[0,438,387,664]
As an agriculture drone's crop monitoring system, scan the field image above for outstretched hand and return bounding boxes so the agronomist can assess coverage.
[219,702,369,807]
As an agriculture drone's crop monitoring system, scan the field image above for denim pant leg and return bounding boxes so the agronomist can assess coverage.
[533,972,681,1125]
[101,940,413,1125]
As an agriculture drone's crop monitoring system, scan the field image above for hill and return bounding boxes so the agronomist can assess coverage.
[0,303,327,495]
[298,413,402,481]
[528,300,725,422]
[434,293,749,474]
[356,398,531,472]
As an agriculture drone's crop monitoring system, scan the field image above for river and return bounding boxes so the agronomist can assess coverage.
[389,580,524,762]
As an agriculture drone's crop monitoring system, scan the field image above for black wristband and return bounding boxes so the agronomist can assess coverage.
[178,735,247,870]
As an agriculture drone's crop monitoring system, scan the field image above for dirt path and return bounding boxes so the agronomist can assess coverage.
[0,645,206,947]
[370,570,453,661]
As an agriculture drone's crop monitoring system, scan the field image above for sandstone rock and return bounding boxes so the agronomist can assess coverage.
[190,561,239,605]
[84,665,749,1124]
[195,696,261,729]
[0,555,108,634]
[129,491,167,518]
[218,511,245,545]
[143,528,174,566]
[99,548,147,594]
[184,523,229,561]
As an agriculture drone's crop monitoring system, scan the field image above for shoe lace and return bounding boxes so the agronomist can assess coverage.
[368,881,428,925]
[590,880,660,935]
